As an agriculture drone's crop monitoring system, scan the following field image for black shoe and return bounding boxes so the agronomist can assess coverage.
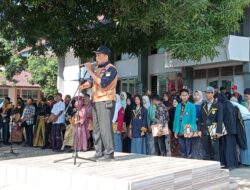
[96,155,115,162]
[41,145,48,149]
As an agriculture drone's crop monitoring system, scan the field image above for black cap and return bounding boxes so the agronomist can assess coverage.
[93,45,111,56]
[244,88,250,95]
[47,95,54,100]
[151,94,160,101]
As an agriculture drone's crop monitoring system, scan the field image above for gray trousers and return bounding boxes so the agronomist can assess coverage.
[92,101,115,156]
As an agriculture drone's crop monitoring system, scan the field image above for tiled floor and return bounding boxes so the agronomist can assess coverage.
[0,144,230,190]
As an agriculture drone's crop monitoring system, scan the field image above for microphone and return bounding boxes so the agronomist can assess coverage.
[80,61,97,67]
[79,61,97,84]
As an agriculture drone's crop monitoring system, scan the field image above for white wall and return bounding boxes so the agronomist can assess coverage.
[227,35,249,61]
[57,56,65,95]
[193,79,207,92]
[166,35,250,68]
[148,54,181,75]
[121,53,137,60]
[58,49,87,97]
[115,58,138,78]
[65,49,79,67]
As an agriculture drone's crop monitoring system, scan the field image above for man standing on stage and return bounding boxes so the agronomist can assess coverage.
[80,46,118,161]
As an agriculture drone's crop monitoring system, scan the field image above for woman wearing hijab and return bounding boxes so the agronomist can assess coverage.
[143,95,156,155]
[113,94,125,152]
[73,97,89,151]
[143,95,151,110]
[130,95,148,154]
[168,98,179,157]
[123,97,134,153]
[11,101,24,143]
[124,97,134,129]
[163,92,171,111]
[192,90,205,159]
[240,88,250,165]
[83,94,94,150]
[120,92,127,110]
[146,97,156,155]
[218,93,238,169]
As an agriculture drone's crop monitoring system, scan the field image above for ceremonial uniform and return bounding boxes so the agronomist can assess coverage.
[200,99,223,161]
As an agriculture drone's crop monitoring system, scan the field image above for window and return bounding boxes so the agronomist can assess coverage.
[194,69,206,79]
[221,80,232,92]
[17,89,39,102]
[221,66,233,76]
[159,76,167,96]
[128,79,135,95]
[0,88,9,98]
[120,78,136,95]
[208,68,219,77]
[121,83,127,93]
[151,76,157,95]
[235,65,243,75]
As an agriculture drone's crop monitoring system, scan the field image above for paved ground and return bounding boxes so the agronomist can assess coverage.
[230,167,250,190]
[0,144,59,161]
[0,144,250,189]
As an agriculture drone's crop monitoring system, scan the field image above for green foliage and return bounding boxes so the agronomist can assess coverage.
[0,36,27,81]
[0,0,249,61]
[157,0,250,60]
[4,54,27,81]
[27,56,57,96]
[0,37,13,66]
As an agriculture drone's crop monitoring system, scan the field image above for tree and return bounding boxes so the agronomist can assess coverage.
[0,36,28,81]
[0,37,12,65]
[0,0,249,61]
[27,56,57,96]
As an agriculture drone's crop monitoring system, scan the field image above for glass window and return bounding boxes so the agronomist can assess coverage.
[128,81,135,95]
[208,80,218,88]
[235,65,243,75]
[17,89,39,102]
[208,68,219,77]
[17,89,21,97]
[121,78,136,95]
[0,88,9,98]
[159,75,167,97]
[151,76,158,95]
[221,67,233,76]
[194,69,206,79]
[121,80,128,92]
[221,80,232,92]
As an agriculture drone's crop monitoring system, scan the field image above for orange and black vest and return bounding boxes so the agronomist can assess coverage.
[92,63,118,102]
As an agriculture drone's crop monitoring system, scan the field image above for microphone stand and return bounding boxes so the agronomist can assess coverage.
[54,64,96,165]
[2,105,19,157]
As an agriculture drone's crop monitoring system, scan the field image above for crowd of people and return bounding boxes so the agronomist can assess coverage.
[0,84,250,170]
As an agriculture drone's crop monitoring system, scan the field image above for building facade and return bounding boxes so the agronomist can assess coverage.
[58,7,250,97]
[0,71,41,104]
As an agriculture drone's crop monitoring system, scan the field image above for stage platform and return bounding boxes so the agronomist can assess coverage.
[0,151,230,190]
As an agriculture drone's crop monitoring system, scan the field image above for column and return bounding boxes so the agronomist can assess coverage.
[138,51,148,94]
